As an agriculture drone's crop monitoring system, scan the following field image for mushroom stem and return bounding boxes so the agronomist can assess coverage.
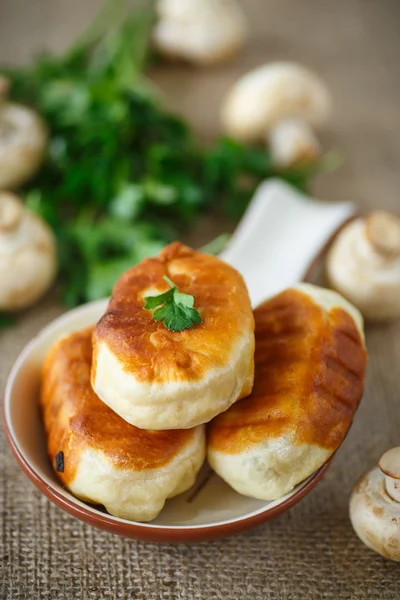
[0,76,9,96]
[384,476,400,503]
[268,118,320,169]
[0,76,10,110]
[379,447,400,502]
[365,211,400,258]
[0,193,24,233]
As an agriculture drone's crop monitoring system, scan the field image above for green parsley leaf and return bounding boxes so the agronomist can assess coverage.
[144,276,202,332]
[0,314,15,329]
[173,290,194,308]
[143,287,174,310]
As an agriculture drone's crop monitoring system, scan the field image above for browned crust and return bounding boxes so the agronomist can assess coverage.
[208,288,367,453]
[92,242,254,384]
[40,328,197,486]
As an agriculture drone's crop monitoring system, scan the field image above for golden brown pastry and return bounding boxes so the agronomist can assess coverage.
[91,242,255,430]
[208,283,367,500]
[41,328,206,522]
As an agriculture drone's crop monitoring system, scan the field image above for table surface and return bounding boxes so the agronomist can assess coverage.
[1,1,400,599]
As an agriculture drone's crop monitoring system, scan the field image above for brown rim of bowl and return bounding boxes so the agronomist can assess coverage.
[2,399,332,543]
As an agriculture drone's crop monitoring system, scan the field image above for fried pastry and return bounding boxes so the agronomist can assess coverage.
[91,242,255,430]
[41,328,206,522]
[208,283,367,500]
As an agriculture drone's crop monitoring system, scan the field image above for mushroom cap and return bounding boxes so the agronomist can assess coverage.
[379,447,400,480]
[221,62,332,142]
[0,192,57,311]
[350,465,400,561]
[0,100,48,189]
[153,0,248,65]
[326,215,400,320]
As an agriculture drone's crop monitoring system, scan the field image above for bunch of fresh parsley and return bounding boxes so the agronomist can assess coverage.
[2,0,320,311]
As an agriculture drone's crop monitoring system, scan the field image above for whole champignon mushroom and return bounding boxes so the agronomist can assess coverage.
[327,211,400,320]
[221,62,332,168]
[350,447,400,562]
[0,192,57,311]
[153,0,248,66]
[0,75,48,190]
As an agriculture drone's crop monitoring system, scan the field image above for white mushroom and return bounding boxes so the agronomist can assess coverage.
[0,192,57,311]
[350,447,400,562]
[327,212,400,320]
[221,62,332,168]
[0,75,48,190]
[153,0,248,66]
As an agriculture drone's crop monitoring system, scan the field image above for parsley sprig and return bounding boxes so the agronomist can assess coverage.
[144,276,202,332]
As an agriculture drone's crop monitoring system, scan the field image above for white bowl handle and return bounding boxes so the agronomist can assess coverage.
[220,179,355,307]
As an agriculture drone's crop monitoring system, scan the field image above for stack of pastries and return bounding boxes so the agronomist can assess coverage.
[41,242,367,522]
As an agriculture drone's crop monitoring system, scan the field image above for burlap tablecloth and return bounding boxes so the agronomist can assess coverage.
[1,0,400,598]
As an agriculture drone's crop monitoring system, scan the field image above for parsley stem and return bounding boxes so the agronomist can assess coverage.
[163,275,176,288]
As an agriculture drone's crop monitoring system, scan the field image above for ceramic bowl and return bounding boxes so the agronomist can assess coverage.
[3,299,332,543]
[3,181,354,542]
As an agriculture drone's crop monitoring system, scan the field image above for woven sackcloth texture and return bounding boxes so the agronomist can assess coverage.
[2,0,400,598]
